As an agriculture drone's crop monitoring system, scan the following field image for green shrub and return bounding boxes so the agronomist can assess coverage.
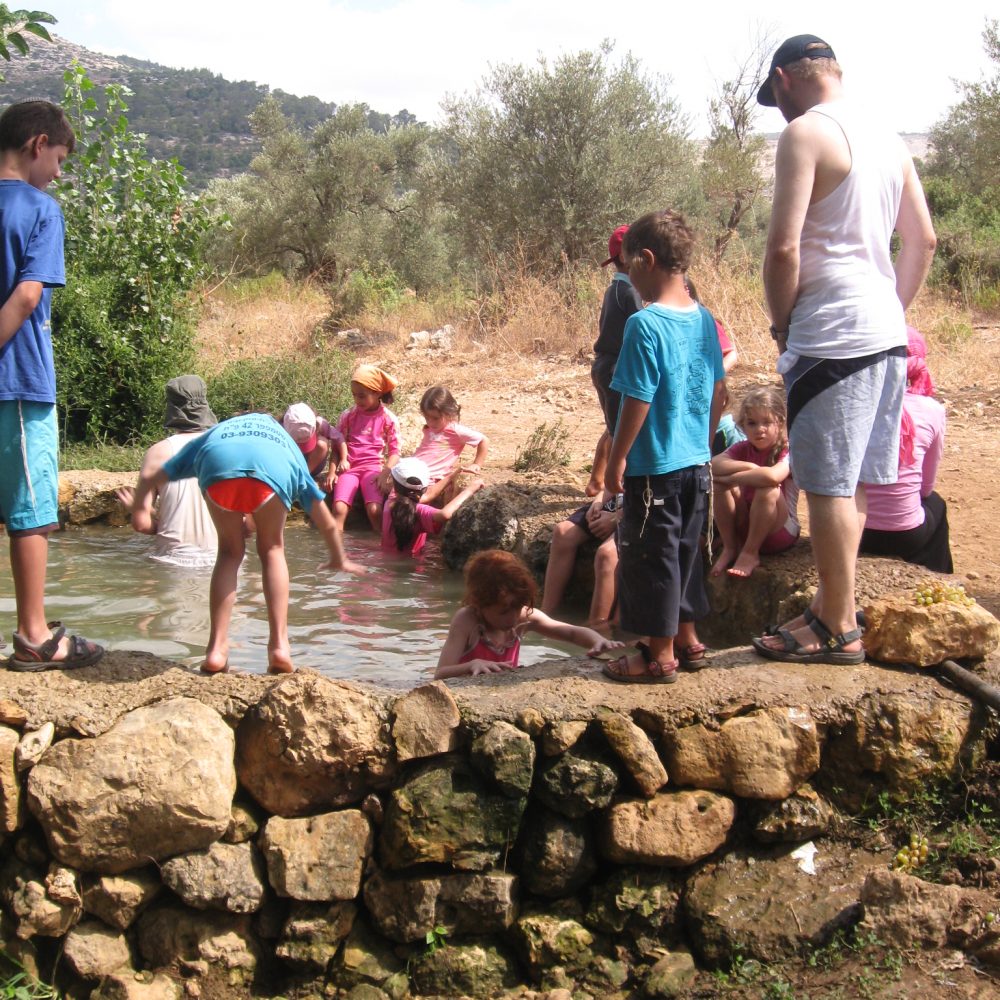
[207,350,355,424]
[61,440,147,472]
[514,420,571,472]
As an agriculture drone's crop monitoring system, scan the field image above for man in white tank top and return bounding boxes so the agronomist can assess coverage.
[753,35,936,665]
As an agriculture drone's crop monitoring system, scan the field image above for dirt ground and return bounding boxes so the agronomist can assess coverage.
[387,326,1000,618]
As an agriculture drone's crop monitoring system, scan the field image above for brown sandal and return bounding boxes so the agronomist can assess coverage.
[602,644,678,685]
[8,622,104,673]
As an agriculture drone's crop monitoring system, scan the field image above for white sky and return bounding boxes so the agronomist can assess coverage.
[38,0,996,136]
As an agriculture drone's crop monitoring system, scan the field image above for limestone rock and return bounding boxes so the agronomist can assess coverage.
[63,920,131,978]
[586,868,684,949]
[336,918,404,985]
[518,810,595,899]
[261,810,372,901]
[275,900,357,971]
[380,757,526,871]
[0,700,27,727]
[93,971,181,1000]
[684,844,881,965]
[0,725,21,833]
[542,720,587,755]
[750,784,833,844]
[26,698,235,874]
[363,869,517,943]
[235,673,393,817]
[821,693,975,812]
[516,707,546,736]
[600,711,667,797]
[470,720,536,797]
[863,596,1000,666]
[160,842,265,913]
[644,949,698,998]
[664,706,819,799]
[860,869,1000,963]
[602,791,735,866]
[535,752,618,818]
[136,905,257,970]
[513,913,594,977]
[82,870,161,930]
[223,803,260,844]
[409,940,518,999]
[46,864,82,906]
[58,470,134,525]
[16,722,54,771]
[391,682,460,761]
[0,858,81,938]
[441,489,520,569]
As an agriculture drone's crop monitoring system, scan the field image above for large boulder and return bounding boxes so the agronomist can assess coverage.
[391,682,460,762]
[26,698,235,874]
[586,868,685,954]
[601,791,735,866]
[363,869,518,943]
[749,784,833,844]
[663,706,819,799]
[441,488,521,570]
[63,920,132,979]
[820,692,977,811]
[863,596,1000,666]
[260,810,372,901]
[236,673,393,817]
[380,757,526,872]
[684,844,881,965]
[408,940,519,999]
[470,720,536,797]
[275,901,357,972]
[860,869,1000,965]
[599,711,667,797]
[160,842,265,913]
[58,470,133,525]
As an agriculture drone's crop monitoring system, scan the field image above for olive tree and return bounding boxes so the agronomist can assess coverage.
[438,43,697,271]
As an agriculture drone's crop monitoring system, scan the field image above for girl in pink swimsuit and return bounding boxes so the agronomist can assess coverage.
[435,549,623,679]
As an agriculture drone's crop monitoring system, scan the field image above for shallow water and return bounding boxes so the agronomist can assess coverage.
[0,525,575,685]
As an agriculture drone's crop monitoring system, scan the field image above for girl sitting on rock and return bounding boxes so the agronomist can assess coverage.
[435,549,622,678]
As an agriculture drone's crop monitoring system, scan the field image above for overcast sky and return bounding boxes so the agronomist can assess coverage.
[38,0,996,136]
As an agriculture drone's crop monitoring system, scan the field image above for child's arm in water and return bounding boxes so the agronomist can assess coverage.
[127,464,170,535]
[429,479,485,526]
[435,607,504,678]
[309,499,363,573]
[524,609,624,657]
[117,438,175,529]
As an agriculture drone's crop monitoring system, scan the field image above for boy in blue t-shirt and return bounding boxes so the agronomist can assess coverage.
[602,210,727,684]
[129,412,362,674]
[0,100,105,671]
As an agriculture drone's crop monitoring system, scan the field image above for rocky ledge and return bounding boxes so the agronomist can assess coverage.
[0,642,998,1000]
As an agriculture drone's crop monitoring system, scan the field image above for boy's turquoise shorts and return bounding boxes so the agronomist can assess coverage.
[0,400,59,534]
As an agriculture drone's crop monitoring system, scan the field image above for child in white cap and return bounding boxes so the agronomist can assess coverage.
[281,402,347,491]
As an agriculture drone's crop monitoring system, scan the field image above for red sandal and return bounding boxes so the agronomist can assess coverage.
[602,643,678,685]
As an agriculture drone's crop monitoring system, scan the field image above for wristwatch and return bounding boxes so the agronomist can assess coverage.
[769,325,787,341]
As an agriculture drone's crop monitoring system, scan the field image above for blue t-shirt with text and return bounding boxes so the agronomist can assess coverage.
[0,180,66,403]
[610,303,724,476]
[163,413,326,513]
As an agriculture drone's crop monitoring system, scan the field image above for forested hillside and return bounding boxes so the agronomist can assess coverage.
[0,33,416,185]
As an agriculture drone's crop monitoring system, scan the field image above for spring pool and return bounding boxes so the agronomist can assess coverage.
[0,525,580,686]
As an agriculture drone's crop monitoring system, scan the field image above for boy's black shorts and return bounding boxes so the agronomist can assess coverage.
[566,497,618,540]
[617,464,710,639]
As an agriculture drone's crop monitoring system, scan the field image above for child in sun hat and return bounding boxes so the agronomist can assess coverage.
[333,364,401,531]
[281,402,347,490]
[381,456,484,556]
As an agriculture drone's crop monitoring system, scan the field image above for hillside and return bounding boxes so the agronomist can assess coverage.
[0,34,416,187]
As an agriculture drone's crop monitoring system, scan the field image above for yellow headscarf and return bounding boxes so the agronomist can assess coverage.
[352,364,398,395]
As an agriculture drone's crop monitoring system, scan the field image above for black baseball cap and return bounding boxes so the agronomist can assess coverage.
[757,34,837,107]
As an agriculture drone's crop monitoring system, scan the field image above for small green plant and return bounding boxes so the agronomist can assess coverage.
[513,419,571,473]
[424,925,448,954]
[0,951,58,1000]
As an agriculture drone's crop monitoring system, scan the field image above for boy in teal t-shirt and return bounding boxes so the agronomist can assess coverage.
[0,100,105,672]
[603,210,727,684]
[129,412,362,673]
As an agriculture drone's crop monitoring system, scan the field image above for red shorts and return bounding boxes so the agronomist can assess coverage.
[206,477,275,513]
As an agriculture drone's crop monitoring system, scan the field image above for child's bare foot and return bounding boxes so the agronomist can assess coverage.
[585,477,604,498]
[728,552,760,578]
[710,547,738,577]
[268,647,294,673]
[201,649,229,675]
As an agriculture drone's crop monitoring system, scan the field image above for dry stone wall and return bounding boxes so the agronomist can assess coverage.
[1,670,997,999]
